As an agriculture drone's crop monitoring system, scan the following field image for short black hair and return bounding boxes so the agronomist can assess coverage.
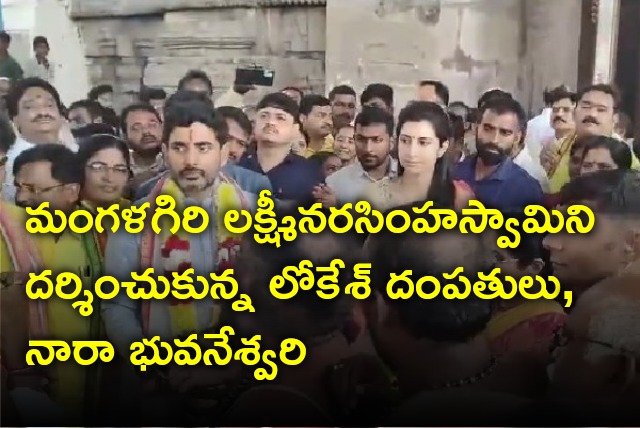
[419,80,450,106]
[299,94,330,116]
[0,31,10,44]
[76,134,131,181]
[177,69,213,95]
[478,96,527,133]
[361,83,393,108]
[13,144,82,186]
[0,114,16,153]
[354,106,394,136]
[236,226,360,340]
[544,85,577,106]
[368,213,493,343]
[328,85,356,100]
[581,135,632,171]
[497,212,550,276]
[633,137,640,161]
[72,122,118,142]
[256,92,299,123]
[120,102,161,134]
[87,84,113,101]
[6,77,63,119]
[577,83,622,112]
[477,88,512,110]
[68,99,103,120]
[560,169,626,206]
[140,87,167,102]
[162,99,228,147]
[216,106,252,139]
[601,170,640,215]
[32,36,49,49]
[165,90,214,111]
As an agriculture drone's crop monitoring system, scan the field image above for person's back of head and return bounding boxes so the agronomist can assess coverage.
[367,205,494,343]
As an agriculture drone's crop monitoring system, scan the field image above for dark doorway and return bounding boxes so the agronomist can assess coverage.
[577,0,598,89]
[614,0,640,137]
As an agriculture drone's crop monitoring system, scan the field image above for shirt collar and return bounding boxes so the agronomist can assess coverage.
[467,155,513,181]
[356,156,398,181]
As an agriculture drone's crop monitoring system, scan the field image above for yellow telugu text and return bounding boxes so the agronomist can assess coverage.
[268,260,572,307]
[26,340,114,366]
[386,267,573,307]
[25,268,254,317]
[128,329,306,380]
[224,191,595,248]
[24,196,209,235]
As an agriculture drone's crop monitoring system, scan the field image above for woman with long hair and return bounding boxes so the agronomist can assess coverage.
[365,101,473,210]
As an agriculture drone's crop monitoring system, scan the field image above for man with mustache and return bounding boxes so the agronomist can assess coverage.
[299,94,334,158]
[11,144,105,423]
[3,77,64,202]
[120,102,163,192]
[539,87,577,174]
[102,98,250,420]
[546,84,638,194]
[237,92,324,205]
[329,84,357,129]
[453,97,543,211]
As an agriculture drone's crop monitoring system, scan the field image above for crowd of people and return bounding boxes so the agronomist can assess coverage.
[1,31,640,426]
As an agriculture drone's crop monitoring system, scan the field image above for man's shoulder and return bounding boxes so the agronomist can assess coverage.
[327,163,358,184]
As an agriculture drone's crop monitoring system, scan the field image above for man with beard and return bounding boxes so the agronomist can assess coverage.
[454,97,543,210]
[12,144,104,423]
[3,77,65,202]
[102,99,251,423]
[120,103,163,190]
[103,97,250,350]
[299,94,334,157]
[547,84,639,194]
[314,106,397,207]
[328,84,357,129]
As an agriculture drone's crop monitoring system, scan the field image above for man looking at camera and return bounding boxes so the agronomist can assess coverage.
[546,84,639,194]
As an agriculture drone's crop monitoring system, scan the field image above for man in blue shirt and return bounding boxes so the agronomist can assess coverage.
[237,92,323,206]
[454,97,543,211]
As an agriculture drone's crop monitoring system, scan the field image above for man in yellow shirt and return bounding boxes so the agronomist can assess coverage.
[299,94,334,157]
[547,84,639,194]
[12,143,102,424]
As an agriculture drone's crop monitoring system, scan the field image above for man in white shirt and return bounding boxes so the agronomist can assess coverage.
[22,36,54,82]
[524,86,569,162]
[313,106,398,207]
[3,77,64,200]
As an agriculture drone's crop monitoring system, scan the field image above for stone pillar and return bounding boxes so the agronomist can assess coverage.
[593,0,621,83]
[325,0,525,110]
[519,0,582,114]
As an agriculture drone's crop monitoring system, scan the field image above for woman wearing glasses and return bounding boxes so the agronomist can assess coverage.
[76,134,131,257]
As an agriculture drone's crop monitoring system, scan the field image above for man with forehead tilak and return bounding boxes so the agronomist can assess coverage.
[102,98,250,422]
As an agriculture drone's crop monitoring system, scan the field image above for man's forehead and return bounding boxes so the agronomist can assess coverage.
[481,109,519,126]
[258,106,290,116]
[17,160,54,178]
[581,90,614,106]
[310,104,331,113]
[20,87,54,102]
[333,93,355,101]
[129,109,158,121]
[355,123,387,134]
[553,98,575,107]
